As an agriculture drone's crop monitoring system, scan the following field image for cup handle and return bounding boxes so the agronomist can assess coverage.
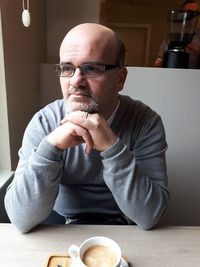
[68,244,79,258]
[68,245,87,267]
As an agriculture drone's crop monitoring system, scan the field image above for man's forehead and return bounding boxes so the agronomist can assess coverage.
[60,35,117,61]
[59,49,99,62]
[61,24,116,51]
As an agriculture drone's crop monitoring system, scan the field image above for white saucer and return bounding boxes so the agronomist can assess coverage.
[121,257,129,267]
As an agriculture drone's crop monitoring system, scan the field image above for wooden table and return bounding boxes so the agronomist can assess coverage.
[0,223,200,267]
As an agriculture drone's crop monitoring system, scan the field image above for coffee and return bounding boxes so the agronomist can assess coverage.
[82,245,118,267]
[68,236,121,267]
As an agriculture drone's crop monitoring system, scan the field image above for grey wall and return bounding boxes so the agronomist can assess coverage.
[123,67,200,226]
[0,0,46,169]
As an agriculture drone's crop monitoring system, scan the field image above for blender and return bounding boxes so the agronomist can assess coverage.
[162,9,200,68]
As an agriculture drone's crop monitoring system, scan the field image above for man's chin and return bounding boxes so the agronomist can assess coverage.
[66,103,84,113]
[66,100,100,114]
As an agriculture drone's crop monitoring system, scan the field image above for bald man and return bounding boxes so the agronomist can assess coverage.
[5,23,169,233]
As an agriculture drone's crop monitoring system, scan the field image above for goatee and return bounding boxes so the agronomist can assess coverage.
[65,86,101,114]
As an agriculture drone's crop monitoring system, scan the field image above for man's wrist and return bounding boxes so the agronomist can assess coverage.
[36,137,64,160]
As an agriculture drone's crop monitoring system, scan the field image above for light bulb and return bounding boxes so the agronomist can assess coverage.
[22,9,31,27]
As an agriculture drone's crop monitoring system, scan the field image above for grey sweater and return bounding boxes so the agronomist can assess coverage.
[5,95,169,233]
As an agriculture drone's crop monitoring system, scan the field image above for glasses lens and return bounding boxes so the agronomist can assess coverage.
[56,64,74,77]
[82,64,105,77]
[55,63,120,78]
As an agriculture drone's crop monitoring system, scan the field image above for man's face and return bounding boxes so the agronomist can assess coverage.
[59,27,126,119]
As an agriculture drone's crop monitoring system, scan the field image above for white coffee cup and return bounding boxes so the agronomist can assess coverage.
[68,236,122,267]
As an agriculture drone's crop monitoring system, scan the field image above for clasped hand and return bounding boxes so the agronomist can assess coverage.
[47,111,118,154]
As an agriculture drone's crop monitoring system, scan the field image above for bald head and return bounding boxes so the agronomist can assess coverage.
[60,23,126,65]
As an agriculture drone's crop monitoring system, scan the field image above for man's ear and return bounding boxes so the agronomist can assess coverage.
[117,67,128,92]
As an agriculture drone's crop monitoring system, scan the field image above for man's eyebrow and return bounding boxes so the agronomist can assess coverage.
[82,61,101,64]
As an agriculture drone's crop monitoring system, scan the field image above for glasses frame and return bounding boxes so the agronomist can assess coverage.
[55,62,122,78]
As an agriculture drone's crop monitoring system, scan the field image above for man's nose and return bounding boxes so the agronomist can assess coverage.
[69,67,86,86]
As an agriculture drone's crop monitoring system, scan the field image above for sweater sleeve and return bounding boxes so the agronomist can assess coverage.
[101,113,169,230]
[4,111,64,234]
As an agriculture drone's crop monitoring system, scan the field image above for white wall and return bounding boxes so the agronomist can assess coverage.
[123,67,200,226]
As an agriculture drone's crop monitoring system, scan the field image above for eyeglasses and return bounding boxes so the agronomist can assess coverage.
[55,62,121,78]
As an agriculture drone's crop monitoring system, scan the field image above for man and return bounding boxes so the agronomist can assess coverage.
[154,0,200,68]
[5,23,169,233]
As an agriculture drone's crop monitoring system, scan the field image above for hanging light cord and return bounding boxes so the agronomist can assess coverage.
[22,0,29,11]
[22,0,31,27]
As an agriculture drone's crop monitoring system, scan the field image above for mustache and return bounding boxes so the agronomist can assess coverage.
[68,85,101,114]
[69,85,91,97]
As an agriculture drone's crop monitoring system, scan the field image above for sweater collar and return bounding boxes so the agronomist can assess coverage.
[107,99,120,126]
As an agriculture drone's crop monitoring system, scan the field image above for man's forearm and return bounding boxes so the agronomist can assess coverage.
[4,139,63,233]
[101,139,169,230]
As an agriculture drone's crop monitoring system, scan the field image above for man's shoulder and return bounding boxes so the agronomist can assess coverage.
[38,99,65,117]
[119,94,154,112]
[30,99,65,130]
[118,94,159,123]
[41,99,65,111]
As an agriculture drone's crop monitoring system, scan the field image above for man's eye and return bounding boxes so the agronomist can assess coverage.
[62,65,73,72]
[86,65,101,73]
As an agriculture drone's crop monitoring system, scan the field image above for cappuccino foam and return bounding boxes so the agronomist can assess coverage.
[82,244,118,267]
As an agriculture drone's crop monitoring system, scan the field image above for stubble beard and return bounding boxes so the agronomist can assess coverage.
[65,86,101,114]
